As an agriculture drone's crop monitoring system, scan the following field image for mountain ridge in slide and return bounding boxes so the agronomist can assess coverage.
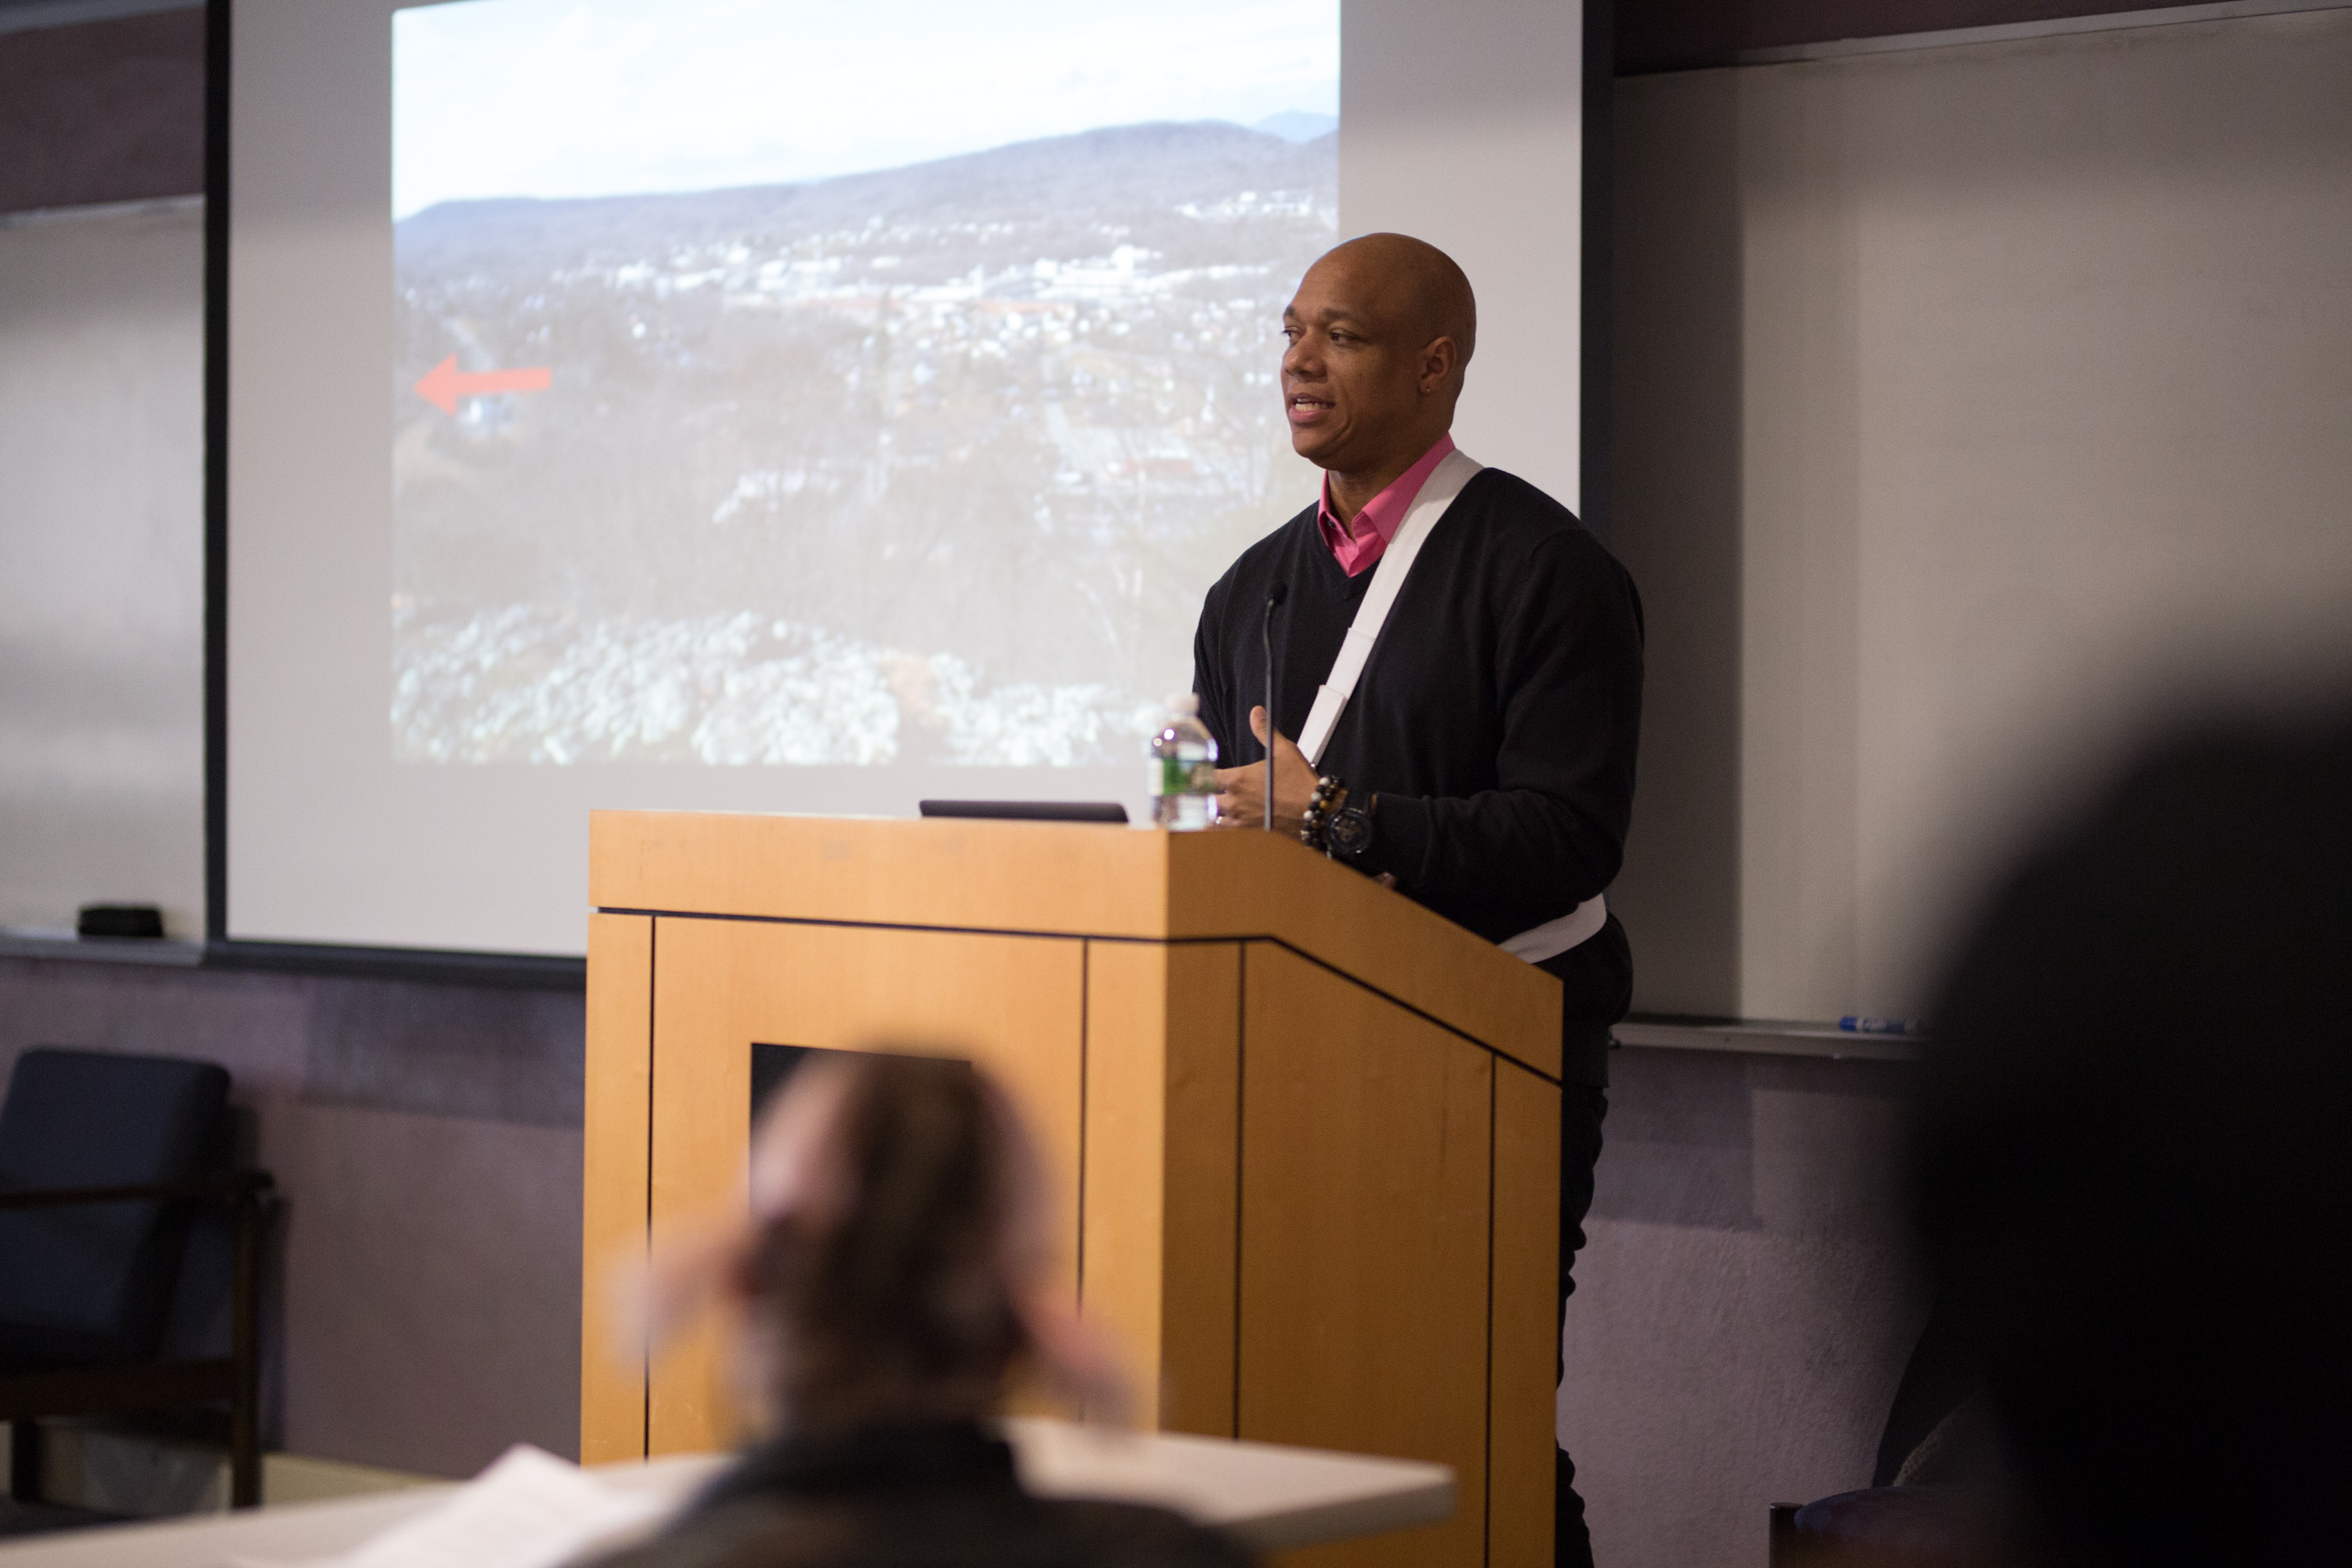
[396,119,1336,273]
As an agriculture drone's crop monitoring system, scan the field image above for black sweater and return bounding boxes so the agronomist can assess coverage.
[1192,466,1644,981]
[588,1421,1251,1568]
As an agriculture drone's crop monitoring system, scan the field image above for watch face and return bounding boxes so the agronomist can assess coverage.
[1329,808,1372,855]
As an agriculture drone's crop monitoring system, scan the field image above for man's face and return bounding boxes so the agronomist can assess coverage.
[1279,252,1439,473]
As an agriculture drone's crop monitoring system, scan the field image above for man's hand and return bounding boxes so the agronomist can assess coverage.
[1214,706,1318,836]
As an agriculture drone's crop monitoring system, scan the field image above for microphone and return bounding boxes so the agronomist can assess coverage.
[1261,583,1288,832]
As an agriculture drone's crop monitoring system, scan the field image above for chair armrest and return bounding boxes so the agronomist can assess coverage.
[0,1170,274,1211]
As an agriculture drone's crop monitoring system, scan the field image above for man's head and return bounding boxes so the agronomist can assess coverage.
[1281,234,1475,477]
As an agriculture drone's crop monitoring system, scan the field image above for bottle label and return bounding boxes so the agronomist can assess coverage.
[1152,756,1215,797]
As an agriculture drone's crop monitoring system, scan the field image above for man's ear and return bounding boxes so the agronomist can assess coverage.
[1417,336,1459,395]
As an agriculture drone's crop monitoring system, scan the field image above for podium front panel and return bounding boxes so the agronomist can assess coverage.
[615,916,1085,1454]
[1237,943,1495,1568]
[585,816,1563,1567]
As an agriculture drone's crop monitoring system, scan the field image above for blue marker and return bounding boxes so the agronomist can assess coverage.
[1839,1016,1924,1035]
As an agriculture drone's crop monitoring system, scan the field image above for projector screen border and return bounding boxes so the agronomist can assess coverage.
[198,0,1610,972]
[202,0,228,947]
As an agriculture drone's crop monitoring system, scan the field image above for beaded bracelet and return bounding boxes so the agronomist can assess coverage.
[1298,775,1348,853]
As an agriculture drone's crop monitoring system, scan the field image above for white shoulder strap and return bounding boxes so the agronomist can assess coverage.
[1291,448,1609,967]
[1296,448,1483,768]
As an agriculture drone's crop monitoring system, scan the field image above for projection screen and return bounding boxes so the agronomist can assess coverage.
[223,0,1584,956]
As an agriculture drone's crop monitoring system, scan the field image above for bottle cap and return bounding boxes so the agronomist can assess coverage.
[1167,692,1200,715]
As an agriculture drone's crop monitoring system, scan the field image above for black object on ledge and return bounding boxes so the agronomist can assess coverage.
[76,905,165,941]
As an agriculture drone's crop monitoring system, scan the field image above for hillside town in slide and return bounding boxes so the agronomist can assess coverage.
[393,115,1336,768]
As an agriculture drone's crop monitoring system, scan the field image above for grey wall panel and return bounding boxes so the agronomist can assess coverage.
[0,956,584,1476]
[1562,1047,1922,1568]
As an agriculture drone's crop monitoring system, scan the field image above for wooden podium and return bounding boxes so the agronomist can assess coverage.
[582,813,1563,1566]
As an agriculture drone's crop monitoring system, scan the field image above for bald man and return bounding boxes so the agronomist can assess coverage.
[1191,234,1641,1568]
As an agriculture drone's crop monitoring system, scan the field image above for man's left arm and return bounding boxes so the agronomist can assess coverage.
[1355,535,1645,907]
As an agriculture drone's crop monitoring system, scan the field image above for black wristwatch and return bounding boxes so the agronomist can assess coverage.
[1327,796,1377,858]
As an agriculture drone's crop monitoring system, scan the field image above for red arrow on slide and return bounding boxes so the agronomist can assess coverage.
[413,354,552,415]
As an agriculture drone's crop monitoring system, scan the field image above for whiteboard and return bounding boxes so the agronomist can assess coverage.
[0,199,205,938]
[1609,11,2352,1022]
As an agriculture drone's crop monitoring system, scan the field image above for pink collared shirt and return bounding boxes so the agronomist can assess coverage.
[1315,434,1457,577]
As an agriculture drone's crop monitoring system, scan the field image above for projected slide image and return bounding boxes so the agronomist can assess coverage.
[390,0,1336,768]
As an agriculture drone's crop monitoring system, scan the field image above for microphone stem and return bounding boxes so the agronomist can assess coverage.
[1262,600,1277,833]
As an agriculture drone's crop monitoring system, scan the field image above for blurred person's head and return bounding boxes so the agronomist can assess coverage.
[646,1051,1118,1437]
[1911,706,2352,1565]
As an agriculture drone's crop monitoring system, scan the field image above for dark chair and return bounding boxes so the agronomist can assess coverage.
[1767,1300,1981,1567]
[0,1048,274,1509]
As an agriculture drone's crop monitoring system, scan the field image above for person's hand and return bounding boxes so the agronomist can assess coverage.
[1214,706,1318,835]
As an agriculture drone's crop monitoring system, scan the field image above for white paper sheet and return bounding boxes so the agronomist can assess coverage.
[234,1446,671,1568]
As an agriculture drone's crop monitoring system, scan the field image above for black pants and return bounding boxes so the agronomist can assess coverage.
[1555,1080,1608,1568]
[1539,916,1628,1568]
[1534,921,1628,1568]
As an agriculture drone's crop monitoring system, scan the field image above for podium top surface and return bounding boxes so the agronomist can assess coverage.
[591,811,1561,1078]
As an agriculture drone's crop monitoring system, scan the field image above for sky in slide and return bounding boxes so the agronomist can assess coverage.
[393,0,1340,218]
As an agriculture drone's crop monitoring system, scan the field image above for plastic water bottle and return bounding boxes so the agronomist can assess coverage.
[1149,694,1219,829]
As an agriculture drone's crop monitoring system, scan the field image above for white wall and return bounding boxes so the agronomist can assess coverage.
[1342,0,1584,511]
[1610,8,2352,1022]
[0,201,205,935]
